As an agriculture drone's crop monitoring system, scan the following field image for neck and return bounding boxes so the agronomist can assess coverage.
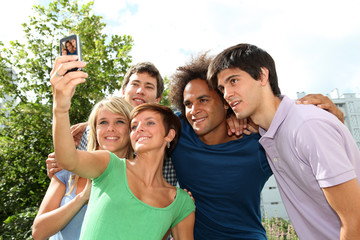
[252,94,281,131]
[129,150,165,186]
[198,121,238,145]
[113,148,129,159]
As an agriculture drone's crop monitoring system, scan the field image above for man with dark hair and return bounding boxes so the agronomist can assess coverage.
[169,52,344,239]
[169,52,271,239]
[209,43,360,239]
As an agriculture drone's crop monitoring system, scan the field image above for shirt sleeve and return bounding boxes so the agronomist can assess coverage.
[55,170,71,185]
[171,188,195,229]
[78,126,90,151]
[295,118,357,188]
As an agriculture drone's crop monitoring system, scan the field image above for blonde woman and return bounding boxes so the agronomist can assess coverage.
[32,96,133,240]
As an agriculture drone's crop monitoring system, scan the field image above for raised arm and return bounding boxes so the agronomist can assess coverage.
[322,179,360,239]
[51,55,107,178]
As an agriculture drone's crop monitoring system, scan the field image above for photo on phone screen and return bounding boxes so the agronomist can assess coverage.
[59,34,82,72]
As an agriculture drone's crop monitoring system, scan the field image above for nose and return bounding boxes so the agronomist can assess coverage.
[136,86,145,95]
[190,103,199,115]
[223,87,232,102]
[135,122,145,132]
[107,123,115,132]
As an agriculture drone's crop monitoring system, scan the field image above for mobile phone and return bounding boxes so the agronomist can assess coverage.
[59,34,82,72]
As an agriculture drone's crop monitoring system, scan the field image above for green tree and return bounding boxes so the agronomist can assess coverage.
[0,0,133,238]
[159,76,171,107]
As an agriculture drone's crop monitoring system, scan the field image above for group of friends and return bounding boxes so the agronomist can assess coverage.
[61,39,77,56]
[32,43,360,240]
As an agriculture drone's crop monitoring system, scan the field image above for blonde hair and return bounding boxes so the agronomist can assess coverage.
[66,96,134,195]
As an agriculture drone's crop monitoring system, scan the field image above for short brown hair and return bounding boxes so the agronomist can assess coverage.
[130,103,181,155]
[121,62,164,98]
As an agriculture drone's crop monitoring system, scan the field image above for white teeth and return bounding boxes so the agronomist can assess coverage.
[137,137,149,142]
[193,118,205,123]
[106,137,119,140]
[134,99,145,103]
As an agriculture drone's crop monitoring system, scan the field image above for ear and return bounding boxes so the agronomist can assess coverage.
[155,95,162,104]
[259,67,269,86]
[165,129,176,142]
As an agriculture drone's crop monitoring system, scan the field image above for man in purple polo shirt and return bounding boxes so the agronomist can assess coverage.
[208,43,360,239]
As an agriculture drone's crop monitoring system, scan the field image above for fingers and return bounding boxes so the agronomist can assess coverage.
[46,153,62,179]
[242,118,259,135]
[226,115,244,137]
[184,189,195,204]
[70,122,88,136]
[81,179,92,202]
[51,70,88,106]
[296,94,328,106]
[50,55,81,76]
[296,94,344,123]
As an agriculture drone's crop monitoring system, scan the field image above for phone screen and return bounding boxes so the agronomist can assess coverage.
[59,34,82,72]
[59,34,81,58]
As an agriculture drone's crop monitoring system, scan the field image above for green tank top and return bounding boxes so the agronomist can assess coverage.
[79,151,195,239]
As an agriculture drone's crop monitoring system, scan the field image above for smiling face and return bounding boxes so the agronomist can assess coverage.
[217,68,262,120]
[66,41,75,54]
[122,72,161,107]
[96,108,130,157]
[130,110,171,153]
[183,78,228,140]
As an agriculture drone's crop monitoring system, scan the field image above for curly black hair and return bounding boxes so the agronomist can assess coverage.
[169,52,215,116]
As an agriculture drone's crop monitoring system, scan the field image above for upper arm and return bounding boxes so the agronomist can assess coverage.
[322,179,360,225]
[171,212,195,240]
[35,176,66,217]
[71,150,110,179]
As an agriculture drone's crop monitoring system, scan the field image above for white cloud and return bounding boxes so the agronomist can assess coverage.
[0,0,40,46]
[2,0,360,98]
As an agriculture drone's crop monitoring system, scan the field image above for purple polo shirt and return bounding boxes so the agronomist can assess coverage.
[259,95,360,240]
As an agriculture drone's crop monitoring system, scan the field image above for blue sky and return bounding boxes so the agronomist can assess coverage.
[2,0,360,99]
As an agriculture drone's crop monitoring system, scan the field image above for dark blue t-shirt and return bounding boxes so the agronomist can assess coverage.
[171,114,272,239]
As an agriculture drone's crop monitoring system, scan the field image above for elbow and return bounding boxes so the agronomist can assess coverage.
[57,161,76,172]
[32,226,45,240]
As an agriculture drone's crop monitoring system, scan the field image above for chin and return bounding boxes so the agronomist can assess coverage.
[193,128,207,136]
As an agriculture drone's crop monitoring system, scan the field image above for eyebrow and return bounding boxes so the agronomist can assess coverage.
[98,116,126,121]
[130,79,156,88]
[183,95,210,104]
[224,74,240,84]
[131,116,155,124]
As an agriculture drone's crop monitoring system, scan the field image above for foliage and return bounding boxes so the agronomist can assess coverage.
[0,0,133,237]
[262,217,299,240]
[159,76,171,107]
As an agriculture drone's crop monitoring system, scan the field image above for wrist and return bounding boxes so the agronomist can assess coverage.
[53,104,70,115]
[76,192,89,205]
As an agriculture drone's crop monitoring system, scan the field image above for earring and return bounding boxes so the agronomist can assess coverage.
[167,142,171,149]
